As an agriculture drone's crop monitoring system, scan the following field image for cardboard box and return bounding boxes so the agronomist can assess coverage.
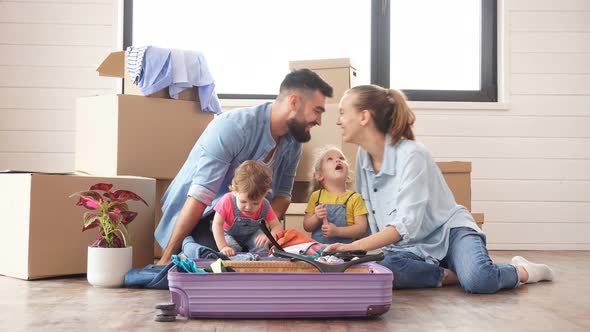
[75,94,213,180]
[436,161,471,212]
[154,179,172,259]
[289,58,358,103]
[97,51,199,101]
[472,212,484,230]
[284,203,484,236]
[0,173,155,280]
[289,58,359,182]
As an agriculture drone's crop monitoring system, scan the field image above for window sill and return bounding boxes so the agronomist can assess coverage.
[409,101,509,111]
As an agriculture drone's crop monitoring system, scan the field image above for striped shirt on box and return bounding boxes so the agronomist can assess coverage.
[126,46,148,84]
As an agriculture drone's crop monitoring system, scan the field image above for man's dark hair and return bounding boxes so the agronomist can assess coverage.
[279,68,333,98]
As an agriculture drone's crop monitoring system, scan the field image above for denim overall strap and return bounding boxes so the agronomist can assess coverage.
[258,198,270,222]
[231,193,242,218]
[315,189,323,206]
[311,191,357,244]
[341,191,357,207]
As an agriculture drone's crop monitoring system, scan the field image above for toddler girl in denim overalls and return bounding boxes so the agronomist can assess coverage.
[212,160,282,257]
[303,147,369,244]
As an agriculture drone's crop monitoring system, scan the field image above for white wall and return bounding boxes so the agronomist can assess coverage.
[0,0,116,172]
[1,0,588,249]
[415,0,590,250]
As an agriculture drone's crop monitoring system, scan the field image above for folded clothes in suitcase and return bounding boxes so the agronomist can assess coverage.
[168,259,393,318]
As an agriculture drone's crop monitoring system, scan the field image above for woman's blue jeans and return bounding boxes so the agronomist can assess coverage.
[379,227,519,294]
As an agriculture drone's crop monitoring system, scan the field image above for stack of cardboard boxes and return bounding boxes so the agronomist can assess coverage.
[77,51,215,260]
[284,59,484,235]
[0,50,213,280]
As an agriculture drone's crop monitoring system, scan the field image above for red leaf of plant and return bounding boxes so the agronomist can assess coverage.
[89,183,113,192]
[92,230,124,248]
[74,191,103,210]
[109,203,128,214]
[112,233,124,248]
[120,211,138,225]
[107,212,123,226]
[92,231,107,247]
[82,220,100,232]
[110,190,130,201]
[111,190,148,206]
[82,212,101,231]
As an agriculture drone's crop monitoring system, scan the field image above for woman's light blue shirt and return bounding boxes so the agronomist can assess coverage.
[155,102,302,249]
[356,137,482,261]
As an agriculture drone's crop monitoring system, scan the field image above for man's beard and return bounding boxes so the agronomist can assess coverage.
[287,117,311,142]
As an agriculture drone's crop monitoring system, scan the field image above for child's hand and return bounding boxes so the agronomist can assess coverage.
[220,246,235,257]
[321,220,339,238]
[315,204,327,221]
[255,233,270,248]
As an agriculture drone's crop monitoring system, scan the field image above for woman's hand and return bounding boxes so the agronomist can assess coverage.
[325,241,362,252]
[220,246,235,257]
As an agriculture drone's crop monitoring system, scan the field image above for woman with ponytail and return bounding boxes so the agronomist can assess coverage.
[327,85,553,293]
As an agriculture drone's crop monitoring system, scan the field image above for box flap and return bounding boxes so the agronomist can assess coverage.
[289,58,356,70]
[436,161,472,173]
[97,51,125,78]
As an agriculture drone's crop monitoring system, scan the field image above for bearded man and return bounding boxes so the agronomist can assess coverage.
[155,69,333,264]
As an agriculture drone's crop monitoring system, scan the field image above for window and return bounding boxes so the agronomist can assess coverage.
[371,0,497,101]
[125,0,370,99]
[125,0,496,101]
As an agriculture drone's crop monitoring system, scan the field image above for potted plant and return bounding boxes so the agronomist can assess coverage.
[70,183,148,287]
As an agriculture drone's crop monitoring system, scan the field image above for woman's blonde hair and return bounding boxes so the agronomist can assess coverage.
[309,146,351,192]
[348,85,416,145]
[229,160,272,200]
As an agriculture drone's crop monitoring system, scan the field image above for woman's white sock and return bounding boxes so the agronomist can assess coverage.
[511,256,554,283]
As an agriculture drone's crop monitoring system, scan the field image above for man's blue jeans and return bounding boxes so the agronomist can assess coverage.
[379,227,519,294]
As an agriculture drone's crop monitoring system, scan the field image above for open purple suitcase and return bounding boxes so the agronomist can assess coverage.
[168,259,393,318]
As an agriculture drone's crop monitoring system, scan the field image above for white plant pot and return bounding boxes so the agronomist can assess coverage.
[87,246,133,288]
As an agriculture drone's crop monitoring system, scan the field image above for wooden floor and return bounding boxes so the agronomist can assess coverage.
[1,251,589,332]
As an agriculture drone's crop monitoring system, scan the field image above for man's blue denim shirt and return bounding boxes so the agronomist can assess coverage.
[155,102,302,249]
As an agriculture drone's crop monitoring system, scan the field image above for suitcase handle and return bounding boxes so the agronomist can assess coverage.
[258,220,286,251]
[259,221,384,273]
